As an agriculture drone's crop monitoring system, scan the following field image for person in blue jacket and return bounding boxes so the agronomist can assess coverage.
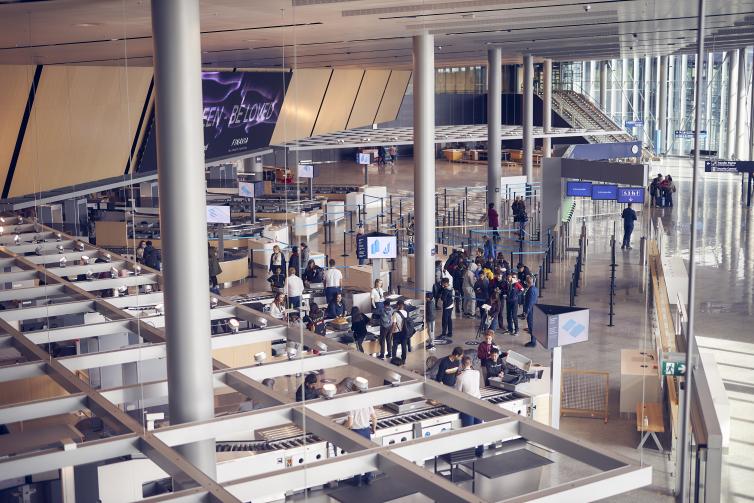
[326,292,347,318]
[482,235,495,261]
[523,276,539,347]
[621,203,638,250]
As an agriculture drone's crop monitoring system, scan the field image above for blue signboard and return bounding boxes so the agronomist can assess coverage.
[566,181,592,197]
[617,187,645,203]
[625,120,644,128]
[705,160,754,173]
[591,184,618,200]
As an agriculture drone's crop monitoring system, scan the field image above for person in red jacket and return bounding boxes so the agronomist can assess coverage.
[477,330,500,366]
[487,203,499,242]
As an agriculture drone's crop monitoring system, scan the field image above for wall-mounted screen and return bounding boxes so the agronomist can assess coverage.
[616,187,645,204]
[591,184,618,200]
[206,205,231,224]
[566,181,592,197]
[367,236,397,259]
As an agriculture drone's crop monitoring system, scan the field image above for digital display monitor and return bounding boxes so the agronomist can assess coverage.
[566,181,592,197]
[591,184,618,200]
[367,236,397,259]
[616,187,645,204]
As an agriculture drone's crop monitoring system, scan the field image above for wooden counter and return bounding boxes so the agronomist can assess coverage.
[217,254,249,285]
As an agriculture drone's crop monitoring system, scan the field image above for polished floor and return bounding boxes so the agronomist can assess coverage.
[223,156,752,502]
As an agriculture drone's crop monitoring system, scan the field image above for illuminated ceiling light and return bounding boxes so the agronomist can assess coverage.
[58,257,67,268]
[354,376,368,392]
[321,383,336,399]
[154,303,164,315]
[254,352,267,364]
[228,318,240,333]
[34,246,42,256]
[57,244,64,253]
[110,267,119,279]
[55,233,62,241]
[134,265,142,276]
[257,317,268,328]
[74,23,100,27]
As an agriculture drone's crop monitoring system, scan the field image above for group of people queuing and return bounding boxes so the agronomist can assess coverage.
[431,247,539,349]
[649,173,676,208]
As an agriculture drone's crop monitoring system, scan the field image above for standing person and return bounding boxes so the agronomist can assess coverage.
[523,276,539,347]
[474,272,490,316]
[433,260,443,309]
[288,246,300,275]
[300,242,310,268]
[482,235,495,261]
[487,202,499,241]
[664,175,676,208]
[391,300,410,363]
[324,259,343,304]
[351,307,369,353]
[143,240,161,271]
[269,245,286,274]
[268,266,286,292]
[451,263,464,314]
[462,265,476,318]
[378,300,394,359]
[649,173,662,207]
[135,240,146,264]
[621,203,638,250]
[371,278,385,318]
[487,292,501,331]
[455,356,484,455]
[435,347,463,386]
[304,302,326,335]
[440,278,455,340]
[344,404,377,486]
[477,330,499,367]
[425,292,436,351]
[505,274,523,335]
[208,246,222,289]
[284,266,304,310]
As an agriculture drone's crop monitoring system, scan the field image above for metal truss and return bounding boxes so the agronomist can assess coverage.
[0,218,651,502]
[275,124,625,151]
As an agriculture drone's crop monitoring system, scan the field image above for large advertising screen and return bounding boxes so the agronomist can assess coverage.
[137,71,291,171]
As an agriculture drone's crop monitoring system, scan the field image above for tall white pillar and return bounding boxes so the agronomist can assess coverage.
[621,58,630,121]
[600,61,608,110]
[643,56,651,144]
[609,59,618,117]
[667,56,676,153]
[704,53,713,151]
[412,33,436,294]
[150,0,216,478]
[487,48,502,217]
[632,58,640,120]
[736,48,748,159]
[658,55,668,154]
[680,54,688,129]
[589,60,597,101]
[523,54,534,184]
[726,49,739,158]
[543,59,553,158]
[719,53,729,155]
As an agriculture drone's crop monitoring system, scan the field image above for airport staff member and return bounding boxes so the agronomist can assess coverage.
[324,259,343,304]
[435,347,463,386]
[326,292,347,318]
[345,404,377,485]
[523,276,539,348]
[621,203,638,250]
[285,267,304,309]
[295,373,320,401]
[269,244,286,274]
[483,347,506,386]
[455,356,484,456]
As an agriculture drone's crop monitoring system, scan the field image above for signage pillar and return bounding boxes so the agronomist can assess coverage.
[523,54,534,185]
[412,33,436,295]
[543,59,553,158]
[658,55,668,155]
[150,0,216,478]
[736,47,748,160]
[487,47,502,218]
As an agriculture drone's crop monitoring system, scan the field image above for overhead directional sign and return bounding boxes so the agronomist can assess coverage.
[625,120,644,128]
[675,130,707,139]
[617,187,645,204]
[591,184,618,200]
[705,160,754,173]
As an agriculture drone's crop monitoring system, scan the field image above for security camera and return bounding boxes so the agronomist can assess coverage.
[584,4,591,12]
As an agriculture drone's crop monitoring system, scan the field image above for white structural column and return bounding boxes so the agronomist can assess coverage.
[487,48,502,217]
[705,52,713,151]
[719,54,729,155]
[727,49,739,158]
[589,60,597,100]
[150,0,216,478]
[736,48,748,159]
[680,55,688,130]
[523,54,534,184]
[621,58,630,120]
[658,55,668,154]
[643,56,651,145]
[632,58,640,120]
[600,61,608,109]
[667,56,676,153]
[751,50,754,159]
[412,33,436,294]
[543,59,553,158]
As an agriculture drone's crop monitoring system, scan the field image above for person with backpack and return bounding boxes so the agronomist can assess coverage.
[378,300,394,359]
[505,273,523,335]
[474,272,490,316]
[432,260,443,309]
[391,300,414,364]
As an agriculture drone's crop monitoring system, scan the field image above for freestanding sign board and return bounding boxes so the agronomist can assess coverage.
[532,304,590,349]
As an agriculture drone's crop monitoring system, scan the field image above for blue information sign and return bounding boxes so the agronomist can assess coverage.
[705,160,754,173]
[617,187,645,203]
[591,184,618,200]
[566,181,592,197]
[625,120,644,127]
[675,130,707,139]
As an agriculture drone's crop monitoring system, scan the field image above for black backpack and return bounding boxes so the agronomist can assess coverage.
[397,310,416,339]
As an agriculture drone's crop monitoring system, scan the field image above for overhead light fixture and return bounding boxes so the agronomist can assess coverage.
[110,267,119,279]
[74,22,100,27]
[34,246,42,256]
[287,347,298,360]
[354,376,368,393]
[254,352,267,364]
[85,270,94,280]
[143,284,153,294]
[133,265,142,276]
[321,383,336,399]
[104,253,112,262]
[58,257,67,268]
[228,318,240,333]
[117,285,128,295]
[77,242,85,251]
[55,233,62,241]
[154,303,164,315]
[56,244,64,253]
[257,316,268,328]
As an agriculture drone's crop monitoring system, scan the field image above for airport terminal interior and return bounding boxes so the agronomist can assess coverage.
[0,0,752,502]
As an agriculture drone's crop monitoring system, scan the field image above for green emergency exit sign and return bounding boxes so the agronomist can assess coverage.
[661,360,686,376]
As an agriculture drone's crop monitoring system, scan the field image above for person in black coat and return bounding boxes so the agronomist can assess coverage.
[289,246,300,275]
[434,347,463,386]
[351,307,369,353]
[269,245,286,274]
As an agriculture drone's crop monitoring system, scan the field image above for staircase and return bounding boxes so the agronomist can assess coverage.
[552,90,633,144]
